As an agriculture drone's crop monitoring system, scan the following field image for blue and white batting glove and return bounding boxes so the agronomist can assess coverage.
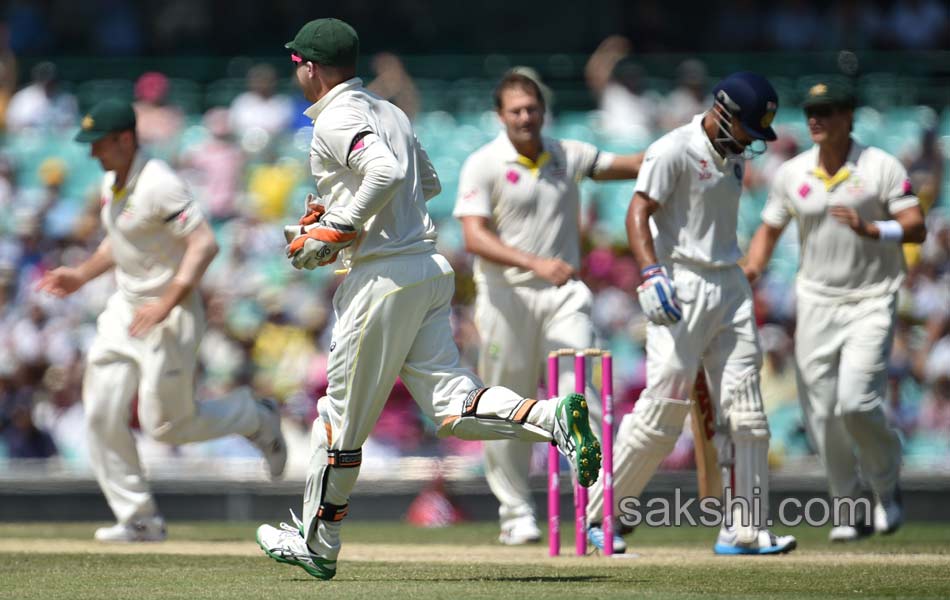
[636,264,682,325]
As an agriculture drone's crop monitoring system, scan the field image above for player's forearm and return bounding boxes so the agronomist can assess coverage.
[626,195,658,269]
[336,145,405,226]
[160,226,218,309]
[744,224,783,277]
[462,223,540,272]
[418,148,442,201]
[592,152,644,181]
[76,238,116,284]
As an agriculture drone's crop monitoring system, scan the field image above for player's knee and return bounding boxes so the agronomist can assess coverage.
[729,409,770,441]
[84,401,114,435]
[621,396,690,451]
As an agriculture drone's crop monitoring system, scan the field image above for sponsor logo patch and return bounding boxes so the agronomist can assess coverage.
[798,183,811,198]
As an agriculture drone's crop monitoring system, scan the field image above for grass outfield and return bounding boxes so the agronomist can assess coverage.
[2,521,949,599]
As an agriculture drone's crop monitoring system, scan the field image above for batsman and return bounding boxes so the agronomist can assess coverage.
[585,72,796,555]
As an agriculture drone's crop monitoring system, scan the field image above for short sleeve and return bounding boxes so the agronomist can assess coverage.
[453,153,494,219]
[880,153,919,215]
[633,138,681,204]
[561,140,615,180]
[761,164,793,228]
[152,173,204,238]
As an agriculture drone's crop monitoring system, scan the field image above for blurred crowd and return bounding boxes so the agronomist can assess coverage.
[0,37,948,479]
[3,0,948,56]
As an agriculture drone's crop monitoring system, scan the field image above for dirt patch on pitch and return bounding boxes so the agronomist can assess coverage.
[1,538,948,568]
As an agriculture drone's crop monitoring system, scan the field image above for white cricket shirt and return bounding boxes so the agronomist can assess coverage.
[634,114,746,268]
[762,141,919,302]
[100,152,204,304]
[453,132,614,285]
[303,78,439,264]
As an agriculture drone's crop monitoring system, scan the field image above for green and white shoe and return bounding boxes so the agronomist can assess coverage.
[552,393,602,488]
[256,511,336,580]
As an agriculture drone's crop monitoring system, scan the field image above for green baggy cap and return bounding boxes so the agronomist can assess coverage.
[75,99,137,143]
[286,18,359,67]
[802,78,856,109]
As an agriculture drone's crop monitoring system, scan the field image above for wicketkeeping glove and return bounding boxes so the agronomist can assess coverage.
[285,205,358,270]
[636,264,682,325]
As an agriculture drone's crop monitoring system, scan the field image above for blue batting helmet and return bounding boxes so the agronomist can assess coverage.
[712,72,778,141]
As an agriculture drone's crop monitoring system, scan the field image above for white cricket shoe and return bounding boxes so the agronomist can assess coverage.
[713,526,797,555]
[94,515,167,542]
[828,524,874,542]
[248,399,287,479]
[498,515,541,545]
[256,511,336,580]
[874,488,903,535]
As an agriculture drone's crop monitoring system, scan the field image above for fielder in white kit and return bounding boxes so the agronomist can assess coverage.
[38,99,286,542]
[585,72,796,555]
[745,80,925,541]
[454,70,643,546]
[255,19,602,580]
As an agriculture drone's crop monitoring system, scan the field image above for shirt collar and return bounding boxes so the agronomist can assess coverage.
[810,138,864,191]
[691,113,731,168]
[303,78,363,121]
[496,131,551,165]
[111,151,148,200]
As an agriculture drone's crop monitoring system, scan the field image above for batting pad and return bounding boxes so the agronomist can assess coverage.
[442,387,553,442]
[727,368,771,539]
[587,396,690,524]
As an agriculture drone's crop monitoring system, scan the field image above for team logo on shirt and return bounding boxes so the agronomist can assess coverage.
[797,183,812,199]
[901,178,913,196]
[506,169,520,184]
[698,159,712,181]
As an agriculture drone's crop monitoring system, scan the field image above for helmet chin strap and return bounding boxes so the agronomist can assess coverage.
[711,99,767,160]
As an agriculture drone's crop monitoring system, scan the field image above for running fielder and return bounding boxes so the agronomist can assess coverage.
[744,80,924,541]
[455,70,642,546]
[255,19,601,580]
[585,72,797,555]
[38,99,287,542]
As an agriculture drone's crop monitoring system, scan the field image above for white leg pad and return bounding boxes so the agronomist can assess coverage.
[587,396,690,523]
[726,369,771,541]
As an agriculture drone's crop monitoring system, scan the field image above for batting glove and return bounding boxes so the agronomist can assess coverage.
[636,264,683,325]
[286,211,358,270]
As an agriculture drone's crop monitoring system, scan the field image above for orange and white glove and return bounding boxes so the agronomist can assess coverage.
[285,206,358,270]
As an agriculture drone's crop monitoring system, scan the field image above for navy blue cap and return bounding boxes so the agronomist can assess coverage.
[712,72,778,141]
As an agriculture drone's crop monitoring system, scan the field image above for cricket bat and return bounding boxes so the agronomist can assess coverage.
[689,370,722,500]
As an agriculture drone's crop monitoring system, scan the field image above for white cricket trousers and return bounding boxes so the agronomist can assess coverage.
[474,278,600,526]
[795,292,902,500]
[83,292,261,524]
[304,250,554,560]
[587,262,767,524]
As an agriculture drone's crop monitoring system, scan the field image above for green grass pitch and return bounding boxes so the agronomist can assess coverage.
[1,521,949,599]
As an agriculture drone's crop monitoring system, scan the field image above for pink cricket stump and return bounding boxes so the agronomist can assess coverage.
[602,353,614,557]
[573,352,587,556]
[547,353,560,557]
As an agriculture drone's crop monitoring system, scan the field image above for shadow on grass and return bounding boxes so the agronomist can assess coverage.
[288,575,620,583]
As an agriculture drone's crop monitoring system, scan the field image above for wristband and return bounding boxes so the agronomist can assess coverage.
[873,220,903,242]
[641,264,664,278]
